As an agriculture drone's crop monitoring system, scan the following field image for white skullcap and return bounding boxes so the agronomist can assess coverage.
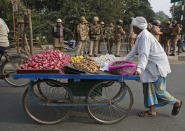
[131,16,148,30]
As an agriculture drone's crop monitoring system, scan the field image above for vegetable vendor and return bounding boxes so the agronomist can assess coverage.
[125,16,182,117]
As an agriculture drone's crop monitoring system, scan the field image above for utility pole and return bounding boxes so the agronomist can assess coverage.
[181,0,185,24]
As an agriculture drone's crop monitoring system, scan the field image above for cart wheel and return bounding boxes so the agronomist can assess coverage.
[87,81,133,124]
[2,55,29,87]
[23,80,73,125]
[45,79,68,87]
[35,79,70,102]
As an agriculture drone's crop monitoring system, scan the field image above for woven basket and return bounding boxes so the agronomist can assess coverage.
[108,60,136,76]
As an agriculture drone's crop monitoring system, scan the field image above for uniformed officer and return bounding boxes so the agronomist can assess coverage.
[150,20,163,42]
[115,19,125,57]
[127,17,136,53]
[84,20,90,55]
[170,20,182,56]
[89,16,101,57]
[105,22,115,54]
[53,19,65,51]
[147,17,156,32]
[161,21,172,55]
[99,21,106,54]
[75,16,89,56]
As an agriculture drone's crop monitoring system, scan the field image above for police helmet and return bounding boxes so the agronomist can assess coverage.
[117,19,123,25]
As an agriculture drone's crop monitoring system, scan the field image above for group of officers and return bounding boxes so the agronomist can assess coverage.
[75,16,125,57]
[148,18,182,56]
[53,16,126,57]
[53,16,182,57]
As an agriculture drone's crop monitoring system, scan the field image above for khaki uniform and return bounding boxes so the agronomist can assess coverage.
[89,24,101,56]
[115,25,125,56]
[53,26,64,51]
[127,25,136,53]
[75,23,89,56]
[161,24,171,55]
[98,26,105,53]
[170,24,182,55]
[150,25,163,42]
[105,26,115,54]
[147,23,153,32]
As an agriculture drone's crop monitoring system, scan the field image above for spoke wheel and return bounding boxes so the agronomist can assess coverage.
[23,80,73,125]
[2,55,29,87]
[87,81,133,124]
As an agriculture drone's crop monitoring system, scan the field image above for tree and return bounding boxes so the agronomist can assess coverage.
[0,0,156,43]
[170,2,185,33]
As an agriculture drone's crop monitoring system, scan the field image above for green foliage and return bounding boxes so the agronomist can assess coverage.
[171,3,185,33]
[0,0,156,42]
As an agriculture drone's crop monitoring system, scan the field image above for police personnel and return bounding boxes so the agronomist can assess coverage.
[147,17,156,32]
[76,16,89,56]
[89,16,101,57]
[84,20,90,55]
[99,21,106,54]
[150,20,163,42]
[170,21,182,56]
[161,21,172,55]
[115,19,125,57]
[127,18,136,53]
[105,22,115,54]
[53,19,65,51]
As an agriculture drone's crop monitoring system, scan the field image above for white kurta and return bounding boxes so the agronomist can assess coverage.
[0,18,9,47]
[125,29,171,83]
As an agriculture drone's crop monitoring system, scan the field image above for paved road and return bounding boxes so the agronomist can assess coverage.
[0,64,185,131]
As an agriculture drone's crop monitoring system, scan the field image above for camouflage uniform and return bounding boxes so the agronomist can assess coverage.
[105,25,115,54]
[147,23,153,32]
[99,25,106,53]
[115,25,125,56]
[170,24,182,55]
[75,23,89,56]
[53,25,64,51]
[127,25,136,53]
[161,23,171,55]
[150,25,163,42]
[89,23,101,56]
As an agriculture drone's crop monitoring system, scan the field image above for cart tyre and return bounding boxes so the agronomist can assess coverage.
[22,81,73,125]
[87,81,133,124]
[2,55,29,87]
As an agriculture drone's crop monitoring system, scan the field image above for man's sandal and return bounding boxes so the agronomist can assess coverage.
[138,111,157,117]
[172,101,183,116]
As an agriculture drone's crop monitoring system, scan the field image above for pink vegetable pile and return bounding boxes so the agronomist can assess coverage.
[18,50,72,73]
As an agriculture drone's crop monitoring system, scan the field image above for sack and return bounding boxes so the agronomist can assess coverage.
[108,60,136,76]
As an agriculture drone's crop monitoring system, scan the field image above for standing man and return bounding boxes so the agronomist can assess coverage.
[76,16,88,56]
[53,19,65,51]
[150,20,163,42]
[0,18,9,58]
[147,18,155,32]
[99,21,105,54]
[127,18,137,53]
[125,16,182,117]
[161,21,172,55]
[105,22,115,54]
[84,20,90,55]
[115,19,125,57]
[89,16,101,57]
[170,21,182,56]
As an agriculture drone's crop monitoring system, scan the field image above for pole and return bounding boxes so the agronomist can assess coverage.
[11,0,16,39]
[27,10,34,56]
[181,0,185,24]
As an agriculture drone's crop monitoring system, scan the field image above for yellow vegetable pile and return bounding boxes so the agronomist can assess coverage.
[71,56,83,63]
[73,56,99,73]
